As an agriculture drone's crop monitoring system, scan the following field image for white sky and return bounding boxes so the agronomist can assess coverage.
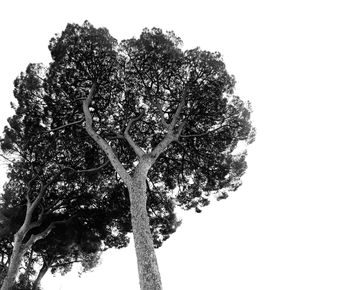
[0,0,349,289]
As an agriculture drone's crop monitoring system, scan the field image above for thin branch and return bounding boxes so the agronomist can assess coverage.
[51,119,84,132]
[0,153,16,165]
[64,159,110,174]
[150,99,170,130]
[51,259,83,268]
[24,221,58,249]
[180,124,229,138]
[124,111,145,158]
[44,199,64,215]
[24,215,76,249]
[31,170,63,211]
[25,203,45,232]
[25,192,32,208]
[169,94,186,130]
[175,122,186,138]
[83,83,131,184]
[149,96,187,161]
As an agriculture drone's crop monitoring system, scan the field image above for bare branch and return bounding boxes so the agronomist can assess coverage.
[150,99,170,130]
[0,153,16,165]
[175,122,186,138]
[24,170,63,227]
[22,173,43,230]
[24,218,70,249]
[51,259,83,268]
[180,124,229,138]
[124,112,146,158]
[64,159,110,174]
[169,95,186,130]
[148,93,187,162]
[31,171,61,210]
[83,84,131,184]
[51,119,84,132]
[44,200,65,215]
[150,133,176,161]
[25,192,32,208]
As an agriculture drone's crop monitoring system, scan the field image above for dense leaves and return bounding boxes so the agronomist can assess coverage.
[44,21,253,212]
[0,21,254,289]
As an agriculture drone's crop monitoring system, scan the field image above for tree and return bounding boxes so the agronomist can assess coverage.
[0,59,182,289]
[0,62,86,289]
[0,160,179,289]
[41,21,254,289]
[30,199,129,290]
[0,160,130,290]
[0,63,120,289]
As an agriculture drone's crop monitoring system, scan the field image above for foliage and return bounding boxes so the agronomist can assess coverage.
[43,21,253,212]
[0,21,254,289]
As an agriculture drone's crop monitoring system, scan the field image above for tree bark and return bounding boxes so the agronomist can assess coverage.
[83,85,169,289]
[0,233,26,290]
[128,172,162,290]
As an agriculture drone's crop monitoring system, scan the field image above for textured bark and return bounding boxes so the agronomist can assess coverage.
[0,233,26,290]
[128,172,162,290]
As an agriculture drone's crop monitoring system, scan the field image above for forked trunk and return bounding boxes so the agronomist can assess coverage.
[1,233,26,290]
[128,175,162,290]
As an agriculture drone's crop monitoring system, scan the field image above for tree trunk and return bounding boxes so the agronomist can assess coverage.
[1,233,26,290]
[32,262,49,290]
[128,174,162,290]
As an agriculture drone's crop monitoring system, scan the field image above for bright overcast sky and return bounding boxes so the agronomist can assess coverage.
[0,0,349,289]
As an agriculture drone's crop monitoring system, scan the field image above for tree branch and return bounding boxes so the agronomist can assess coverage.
[148,91,187,162]
[150,133,176,160]
[24,214,77,250]
[0,153,16,165]
[150,99,170,130]
[24,173,40,207]
[169,98,185,130]
[30,170,63,213]
[64,159,110,174]
[51,259,83,268]
[180,124,229,138]
[83,83,131,184]
[124,112,145,158]
[51,119,84,132]
[24,219,65,249]
[20,169,63,234]
[26,204,46,232]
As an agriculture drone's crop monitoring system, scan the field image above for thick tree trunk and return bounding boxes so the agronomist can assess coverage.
[1,233,26,290]
[128,174,162,290]
[32,263,49,290]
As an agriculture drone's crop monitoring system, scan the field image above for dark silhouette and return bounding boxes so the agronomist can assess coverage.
[1,21,254,290]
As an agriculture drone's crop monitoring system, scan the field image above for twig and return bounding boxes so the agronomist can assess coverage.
[51,119,84,132]
[64,159,110,174]
[180,124,229,138]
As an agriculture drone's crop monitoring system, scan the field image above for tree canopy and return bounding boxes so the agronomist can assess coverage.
[0,21,254,290]
[44,21,253,210]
